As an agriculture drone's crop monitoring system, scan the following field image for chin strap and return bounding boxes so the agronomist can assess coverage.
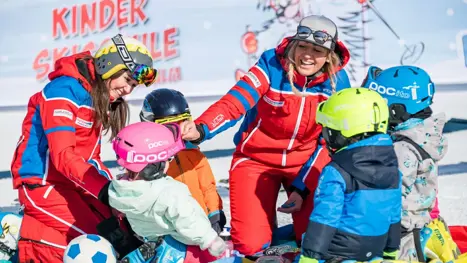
[139,162,167,181]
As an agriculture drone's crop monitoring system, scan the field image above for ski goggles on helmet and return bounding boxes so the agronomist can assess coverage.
[111,34,157,87]
[295,26,335,50]
[154,112,192,124]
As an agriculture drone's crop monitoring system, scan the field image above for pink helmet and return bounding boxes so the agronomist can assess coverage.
[112,122,185,173]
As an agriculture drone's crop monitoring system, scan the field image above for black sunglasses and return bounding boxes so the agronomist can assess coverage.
[296,26,335,46]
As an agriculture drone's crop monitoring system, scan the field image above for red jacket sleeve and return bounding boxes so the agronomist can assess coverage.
[194,53,271,140]
[40,86,109,198]
[88,138,113,180]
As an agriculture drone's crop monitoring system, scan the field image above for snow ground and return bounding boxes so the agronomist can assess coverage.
[1,131,466,227]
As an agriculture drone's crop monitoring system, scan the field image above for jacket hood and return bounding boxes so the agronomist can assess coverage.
[275,36,350,88]
[332,134,399,189]
[392,113,448,162]
[48,51,96,92]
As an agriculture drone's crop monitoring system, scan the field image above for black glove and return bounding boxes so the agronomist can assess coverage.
[209,210,227,234]
[98,181,111,207]
[96,216,143,259]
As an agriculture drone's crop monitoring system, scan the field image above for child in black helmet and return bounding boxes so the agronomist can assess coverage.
[140,88,226,234]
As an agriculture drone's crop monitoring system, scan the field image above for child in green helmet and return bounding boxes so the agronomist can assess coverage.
[298,87,402,263]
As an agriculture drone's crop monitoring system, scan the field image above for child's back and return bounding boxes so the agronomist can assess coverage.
[392,114,448,230]
[300,88,401,263]
[167,147,222,216]
[107,122,226,259]
[109,176,217,247]
[304,133,401,260]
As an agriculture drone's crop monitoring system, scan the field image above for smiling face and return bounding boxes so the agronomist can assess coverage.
[293,41,330,77]
[106,71,139,102]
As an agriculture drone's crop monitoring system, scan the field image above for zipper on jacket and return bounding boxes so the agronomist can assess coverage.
[174,155,185,183]
[282,83,307,166]
[88,125,103,161]
[287,97,306,150]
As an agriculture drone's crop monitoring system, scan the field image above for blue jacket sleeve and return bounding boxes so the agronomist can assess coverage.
[291,141,329,192]
[302,165,345,259]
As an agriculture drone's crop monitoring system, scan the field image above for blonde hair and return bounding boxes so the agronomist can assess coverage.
[286,40,341,97]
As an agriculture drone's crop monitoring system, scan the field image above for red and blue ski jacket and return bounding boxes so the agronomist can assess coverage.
[10,52,112,198]
[195,37,351,190]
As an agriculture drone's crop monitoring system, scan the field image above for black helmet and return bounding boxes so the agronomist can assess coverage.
[140,89,191,123]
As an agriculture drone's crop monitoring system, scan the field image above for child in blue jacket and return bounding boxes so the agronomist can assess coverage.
[299,88,402,263]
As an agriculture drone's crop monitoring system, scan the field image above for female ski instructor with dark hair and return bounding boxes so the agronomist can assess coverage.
[10,34,156,262]
[181,15,351,255]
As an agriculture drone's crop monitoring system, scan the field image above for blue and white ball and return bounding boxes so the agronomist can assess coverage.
[63,234,117,263]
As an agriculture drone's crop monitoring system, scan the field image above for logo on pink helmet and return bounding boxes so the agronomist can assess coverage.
[125,144,183,164]
[147,140,169,149]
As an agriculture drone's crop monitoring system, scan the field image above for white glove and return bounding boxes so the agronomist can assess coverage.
[207,236,226,257]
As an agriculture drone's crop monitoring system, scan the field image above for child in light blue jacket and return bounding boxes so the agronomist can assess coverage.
[107,122,226,262]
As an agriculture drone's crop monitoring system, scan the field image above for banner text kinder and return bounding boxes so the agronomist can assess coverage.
[52,0,149,39]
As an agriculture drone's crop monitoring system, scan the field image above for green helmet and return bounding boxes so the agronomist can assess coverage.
[316,87,389,151]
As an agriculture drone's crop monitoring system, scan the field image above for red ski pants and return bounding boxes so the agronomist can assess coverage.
[17,184,111,263]
[229,152,323,255]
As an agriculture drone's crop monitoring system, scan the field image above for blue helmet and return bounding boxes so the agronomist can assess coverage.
[362,65,435,125]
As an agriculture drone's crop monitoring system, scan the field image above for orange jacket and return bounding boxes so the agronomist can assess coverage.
[166,148,223,216]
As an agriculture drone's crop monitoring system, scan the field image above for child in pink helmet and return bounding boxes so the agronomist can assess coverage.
[106,122,226,262]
